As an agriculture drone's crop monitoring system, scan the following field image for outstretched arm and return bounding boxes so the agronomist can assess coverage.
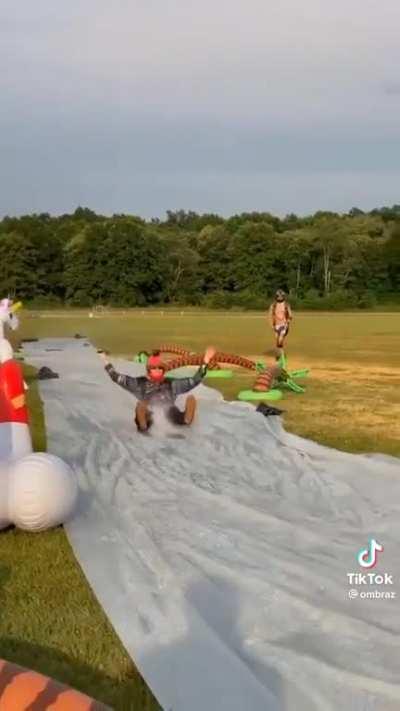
[98,350,144,398]
[171,346,215,397]
[171,363,208,397]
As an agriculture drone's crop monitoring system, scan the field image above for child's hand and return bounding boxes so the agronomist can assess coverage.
[204,346,216,365]
[98,350,110,365]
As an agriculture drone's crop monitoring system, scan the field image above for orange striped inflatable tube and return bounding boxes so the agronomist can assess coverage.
[0,659,110,710]
[213,352,257,370]
[164,355,221,372]
[253,366,281,392]
[162,350,257,372]
[158,344,193,357]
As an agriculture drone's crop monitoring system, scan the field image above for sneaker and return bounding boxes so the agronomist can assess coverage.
[184,395,197,425]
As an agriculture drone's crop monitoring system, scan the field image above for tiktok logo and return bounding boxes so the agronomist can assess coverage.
[357,539,384,569]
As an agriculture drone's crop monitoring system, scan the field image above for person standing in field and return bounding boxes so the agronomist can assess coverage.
[268,289,293,353]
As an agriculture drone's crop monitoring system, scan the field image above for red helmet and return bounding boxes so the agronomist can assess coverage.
[147,354,162,369]
[146,351,165,382]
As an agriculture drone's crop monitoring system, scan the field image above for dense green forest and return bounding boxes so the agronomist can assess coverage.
[0,206,399,309]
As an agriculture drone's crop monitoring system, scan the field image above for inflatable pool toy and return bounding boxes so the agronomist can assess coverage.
[204,369,233,379]
[5,452,78,531]
[140,345,308,399]
[157,346,257,373]
[166,368,233,380]
[0,298,22,336]
[0,298,78,533]
[0,658,110,709]
[157,345,289,397]
[239,352,310,400]
[0,448,78,533]
[237,389,283,402]
[275,352,310,394]
[237,363,284,402]
[253,365,281,392]
[0,300,33,462]
[158,344,194,357]
[133,350,150,364]
[0,335,32,463]
[160,349,249,380]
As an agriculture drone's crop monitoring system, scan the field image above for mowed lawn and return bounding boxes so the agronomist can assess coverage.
[20,308,400,454]
[1,309,399,710]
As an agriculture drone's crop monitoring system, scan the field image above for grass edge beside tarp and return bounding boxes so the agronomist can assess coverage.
[0,363,160,711]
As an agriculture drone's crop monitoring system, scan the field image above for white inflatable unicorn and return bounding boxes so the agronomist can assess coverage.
[0,297,78,532]
[0,297,20,328]
[0,298,31,460]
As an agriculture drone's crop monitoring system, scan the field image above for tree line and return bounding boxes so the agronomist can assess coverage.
[0,205,399,309]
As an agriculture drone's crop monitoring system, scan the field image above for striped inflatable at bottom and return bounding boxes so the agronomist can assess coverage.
[0,659,111,710]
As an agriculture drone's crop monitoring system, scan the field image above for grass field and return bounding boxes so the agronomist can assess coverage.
[1,309,399,709]
[19,309,400,454]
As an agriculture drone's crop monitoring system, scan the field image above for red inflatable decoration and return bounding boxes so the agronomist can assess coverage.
[0,359,30,425]
[0,357,32,462]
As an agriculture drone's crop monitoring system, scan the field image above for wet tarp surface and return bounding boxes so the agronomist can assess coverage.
[23,339,400,711]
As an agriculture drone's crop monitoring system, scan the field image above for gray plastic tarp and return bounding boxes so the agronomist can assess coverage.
[23,339,400,711]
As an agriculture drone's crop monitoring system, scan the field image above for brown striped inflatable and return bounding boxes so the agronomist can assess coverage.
[213,352,257,370]
[0,659,110,710]
[158,346,258,373]
[158,344,193,357]
[253,366,282,392]
[163,354,221,372]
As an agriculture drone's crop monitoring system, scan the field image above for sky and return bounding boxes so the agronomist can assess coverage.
[1,0,400,219]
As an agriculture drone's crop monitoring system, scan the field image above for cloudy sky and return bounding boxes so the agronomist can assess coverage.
[1,0,400,218]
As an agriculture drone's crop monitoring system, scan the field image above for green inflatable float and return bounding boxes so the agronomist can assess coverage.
[166,368,233,380]
[276,352,310,393]
[237,388,283,402]
[133,351,149,364]
[205,369,233,379]
[237,351,309,402]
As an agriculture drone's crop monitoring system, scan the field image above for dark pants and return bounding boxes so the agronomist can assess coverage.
[166,405,186,425]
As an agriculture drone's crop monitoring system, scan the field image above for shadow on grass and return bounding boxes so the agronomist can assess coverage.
[1,532,161,711]
[0,560,161,710]
[0,637,150,710]
[0,560,286,710]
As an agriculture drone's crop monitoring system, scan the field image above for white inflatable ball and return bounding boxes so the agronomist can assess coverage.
[0,463,11,530]
[9,453,78,532]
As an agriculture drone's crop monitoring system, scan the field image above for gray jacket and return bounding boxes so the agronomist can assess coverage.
[104,362,208,404]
